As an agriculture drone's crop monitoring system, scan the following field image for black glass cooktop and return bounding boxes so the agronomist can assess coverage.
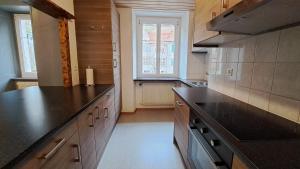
[196,101,300,141]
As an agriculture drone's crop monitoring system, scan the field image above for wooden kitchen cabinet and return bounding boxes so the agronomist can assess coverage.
[220,0,242,12]
[15,120,81,169]
[194,0,221,44]
[77,106,98,169]
[232,155,249,169]
[174,94,190,169]
[193,0,242,45]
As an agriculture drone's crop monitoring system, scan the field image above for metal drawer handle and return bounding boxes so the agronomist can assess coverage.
[42,138,66,160]
[89,112,94,127]
[104,107,108,118]
[176,101,183,106]
[95,106,100,119]
[73,144,81,162]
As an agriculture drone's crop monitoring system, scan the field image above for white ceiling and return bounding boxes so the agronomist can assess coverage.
[114,0,195,10]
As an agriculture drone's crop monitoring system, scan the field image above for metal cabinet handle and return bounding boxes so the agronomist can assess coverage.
[95,106,100,119]
[176,101,183,106]
[89,112,94,127]
[104,107,108,118]
[41,138,66,160]
[72,144,81,162]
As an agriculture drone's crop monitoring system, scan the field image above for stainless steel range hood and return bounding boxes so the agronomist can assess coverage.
[207,0,300,35]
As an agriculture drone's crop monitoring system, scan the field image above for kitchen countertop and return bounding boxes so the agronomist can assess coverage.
[133,77,207,87]
[0,85,114,169]
[173,87,300,169]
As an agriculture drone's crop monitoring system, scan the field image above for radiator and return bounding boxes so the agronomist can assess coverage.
[141,83,175,106]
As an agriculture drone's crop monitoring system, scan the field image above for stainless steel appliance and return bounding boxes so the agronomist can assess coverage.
[188,110,233,169]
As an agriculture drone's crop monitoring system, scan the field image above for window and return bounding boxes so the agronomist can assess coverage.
[137,17,180,77]
[14,14,37,78]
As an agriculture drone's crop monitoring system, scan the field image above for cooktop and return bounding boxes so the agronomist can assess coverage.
[196,101,300,141]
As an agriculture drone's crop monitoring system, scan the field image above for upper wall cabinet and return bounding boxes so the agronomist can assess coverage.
[193,0,244,47]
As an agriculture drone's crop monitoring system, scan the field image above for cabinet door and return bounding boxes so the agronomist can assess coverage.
[93,99,107,161]
[174,94,190,169]
[220,0,242,12]
[194,0,221,44]
[103,89,116,139]
[42,132,82,169]
[77,108,97,169]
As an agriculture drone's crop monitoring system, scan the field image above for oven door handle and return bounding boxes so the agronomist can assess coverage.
[188,126,224,166]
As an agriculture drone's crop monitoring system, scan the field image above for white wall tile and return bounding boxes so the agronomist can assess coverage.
[216,47,227,63]
[226,43,240,63]
[239,37,255,62]
[249,89,270,111]
[271,63,300,100]
[269,95,300,122]
[251,63,275,92]
[236,63,253,88]
[254,31,280,62]
[234,86,250,103]
[277,26,300,62]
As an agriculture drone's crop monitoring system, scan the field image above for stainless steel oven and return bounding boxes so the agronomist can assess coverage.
[187,111,233,169]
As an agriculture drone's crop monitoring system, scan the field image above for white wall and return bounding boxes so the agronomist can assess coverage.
[119,8,193,112]
[119,8,136,112]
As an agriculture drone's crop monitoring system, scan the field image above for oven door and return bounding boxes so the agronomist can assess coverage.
[187,126,228,169]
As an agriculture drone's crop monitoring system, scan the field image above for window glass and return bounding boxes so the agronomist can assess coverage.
[19,19,36,74]
[160,24,175,74]
[142,24,157,74]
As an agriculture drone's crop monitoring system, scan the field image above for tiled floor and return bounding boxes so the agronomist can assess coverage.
[97,109,185,169]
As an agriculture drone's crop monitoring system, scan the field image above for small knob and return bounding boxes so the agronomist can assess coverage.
[192,118,200,124]
[210,140,220,147]
[200,127,208,134]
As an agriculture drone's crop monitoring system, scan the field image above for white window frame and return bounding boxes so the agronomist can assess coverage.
[14,14,37,78]
[136,17,180,78]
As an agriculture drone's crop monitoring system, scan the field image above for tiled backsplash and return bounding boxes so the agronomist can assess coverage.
[207,26,300,124]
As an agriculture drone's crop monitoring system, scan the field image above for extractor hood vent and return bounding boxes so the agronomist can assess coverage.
[207,0,300,35]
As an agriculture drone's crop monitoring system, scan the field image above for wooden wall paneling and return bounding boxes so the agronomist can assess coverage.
[22,0,75,19]
[58,19,73,87]
[74,0,114,85]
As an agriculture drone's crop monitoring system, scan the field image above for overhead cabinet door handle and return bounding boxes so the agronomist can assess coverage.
[41,138,66,160]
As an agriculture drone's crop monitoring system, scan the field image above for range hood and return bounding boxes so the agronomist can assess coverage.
[207,0,300,35]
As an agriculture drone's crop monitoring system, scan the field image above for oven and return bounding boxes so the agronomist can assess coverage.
[187,110,233,169]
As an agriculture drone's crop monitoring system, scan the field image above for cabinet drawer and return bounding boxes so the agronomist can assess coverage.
[175,94,190,124]
[15,119,78,169]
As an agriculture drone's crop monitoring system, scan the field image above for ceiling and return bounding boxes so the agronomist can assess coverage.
[114,0,195,10]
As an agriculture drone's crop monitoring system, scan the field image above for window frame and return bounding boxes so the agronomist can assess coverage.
[136,17,180,78]
[14,14,37,78]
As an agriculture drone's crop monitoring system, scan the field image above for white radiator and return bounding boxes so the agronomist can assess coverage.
[141,83,175,106]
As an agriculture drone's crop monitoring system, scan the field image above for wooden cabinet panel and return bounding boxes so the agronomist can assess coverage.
[77,107,97,169]
[15,120,79,169]
[174,93,190,169]
[221,0,242,12]
[42,132,82,169]
[232,155,249,169]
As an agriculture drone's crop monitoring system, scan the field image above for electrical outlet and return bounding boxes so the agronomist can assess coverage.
[226,68,234,76]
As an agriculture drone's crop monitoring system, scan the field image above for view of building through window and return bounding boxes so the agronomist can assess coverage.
[139,17,179,77]
[15,14,37,78]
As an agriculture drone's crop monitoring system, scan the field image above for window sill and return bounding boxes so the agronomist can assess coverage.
[11,77,38,82]
[133,77,180,82]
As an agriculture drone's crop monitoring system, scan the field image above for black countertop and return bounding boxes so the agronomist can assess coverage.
[0,85,113,169]
[173,87,300,169]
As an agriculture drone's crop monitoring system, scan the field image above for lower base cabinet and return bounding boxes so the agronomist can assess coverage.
[15,88,118,169]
